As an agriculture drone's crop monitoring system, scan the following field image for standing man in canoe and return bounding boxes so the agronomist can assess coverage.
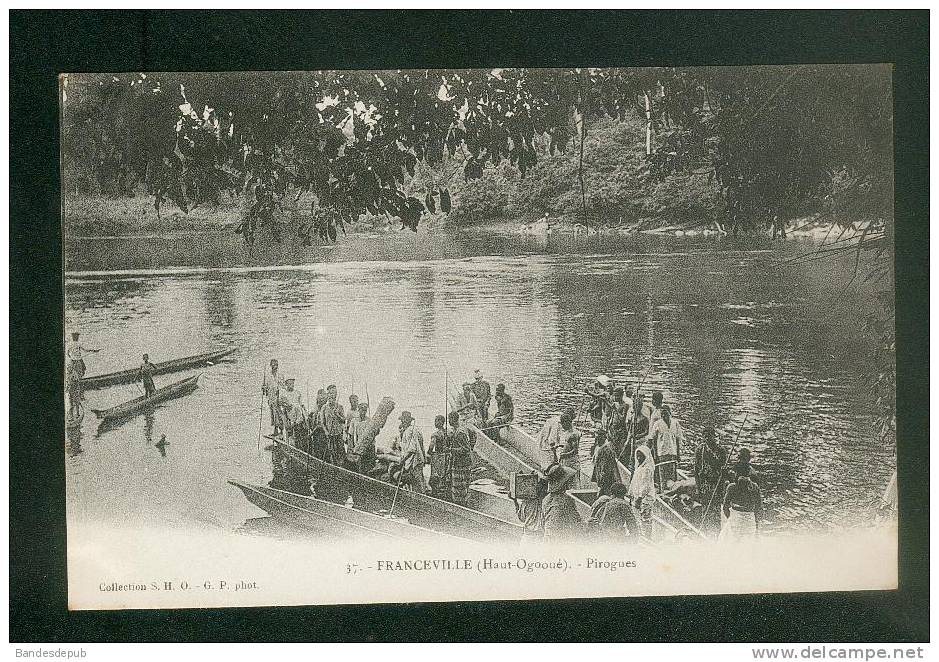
[344,394,360,449]
[427,415,452,500]
[66,331,100,379]
[279,378,307,441]
[650,404,685,488]
[347,402,376,475]
[316,384,346,465]
[262,359,284,435]
[136,354,157,397]
[396,411,427,494]
[694,426,728,523]
[471,370,492,422]
[447,411,474,505]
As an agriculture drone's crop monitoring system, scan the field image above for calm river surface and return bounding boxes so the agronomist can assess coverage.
[64,229,892,535]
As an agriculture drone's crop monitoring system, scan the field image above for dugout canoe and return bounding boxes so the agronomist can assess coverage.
[92,374,200,424]
[229,480,471,543]
[470,421,706,540]
[80,348,234,390]
[269,435,524,542]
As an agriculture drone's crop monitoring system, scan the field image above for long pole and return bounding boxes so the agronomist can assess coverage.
[699,412,750,528]
[389,459,406,518]
[256,382,266,451]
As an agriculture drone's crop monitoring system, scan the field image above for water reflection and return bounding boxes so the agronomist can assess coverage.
[65,241,893,534]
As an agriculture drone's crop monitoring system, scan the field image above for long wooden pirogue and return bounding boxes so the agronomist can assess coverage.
[269,435,524,543]
[469,421,706,541]
[80,348,234,390]
[229,480,471,543]
[92,374,200,424]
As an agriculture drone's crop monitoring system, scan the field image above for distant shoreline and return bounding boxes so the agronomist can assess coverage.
[64,194,839,243]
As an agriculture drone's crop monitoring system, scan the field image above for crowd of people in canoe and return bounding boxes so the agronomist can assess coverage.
[261,359,766,543]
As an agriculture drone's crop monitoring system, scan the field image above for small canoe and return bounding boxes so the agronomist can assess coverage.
[92,375,200,423]
[229,480,471,543]
[269,435,524,542]
[80,348,234,390]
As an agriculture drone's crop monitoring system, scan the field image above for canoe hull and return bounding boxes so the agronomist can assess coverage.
[94,375,200,423]
[229,480,467,542]
[271,436,523,542]
[473,422,706,540]
[80,348,234,390]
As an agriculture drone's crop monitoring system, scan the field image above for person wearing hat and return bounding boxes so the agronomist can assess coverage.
[471,369,492,422]
[395,411,427,494]
[649,404,685,488]
[447,411,474,505]
[66,331,100,380]
[541,463,581,541]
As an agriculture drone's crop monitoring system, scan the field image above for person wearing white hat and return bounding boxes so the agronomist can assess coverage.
[396,411,427,494]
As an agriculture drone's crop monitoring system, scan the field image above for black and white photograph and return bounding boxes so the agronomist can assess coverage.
[56,62,903,609]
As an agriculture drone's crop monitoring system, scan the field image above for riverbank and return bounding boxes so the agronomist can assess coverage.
[442,213,842,242]
[65,194,840,243]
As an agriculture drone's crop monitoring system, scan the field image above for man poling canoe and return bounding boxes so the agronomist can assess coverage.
[66,331,100,380]
[136,354,158,397]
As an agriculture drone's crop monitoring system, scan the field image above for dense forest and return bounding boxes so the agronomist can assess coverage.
[61,66,895,439]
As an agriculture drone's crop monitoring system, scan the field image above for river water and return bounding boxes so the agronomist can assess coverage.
[64,229,893,536]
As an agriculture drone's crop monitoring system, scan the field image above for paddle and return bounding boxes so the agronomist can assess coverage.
[256,391,265,451]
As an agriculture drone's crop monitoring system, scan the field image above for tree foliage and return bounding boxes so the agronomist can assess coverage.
[63,65,895,442]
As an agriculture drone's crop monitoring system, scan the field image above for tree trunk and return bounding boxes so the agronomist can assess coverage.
[578,111,587,233]
[644,91,653,156]
[362,396,396,441]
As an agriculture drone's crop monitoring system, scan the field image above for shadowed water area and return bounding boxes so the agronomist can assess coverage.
[65,230,893,536]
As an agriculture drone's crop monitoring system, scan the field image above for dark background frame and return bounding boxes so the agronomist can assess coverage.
[9,10,929,642]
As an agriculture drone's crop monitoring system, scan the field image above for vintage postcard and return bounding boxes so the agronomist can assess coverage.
[61,66,897,610]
